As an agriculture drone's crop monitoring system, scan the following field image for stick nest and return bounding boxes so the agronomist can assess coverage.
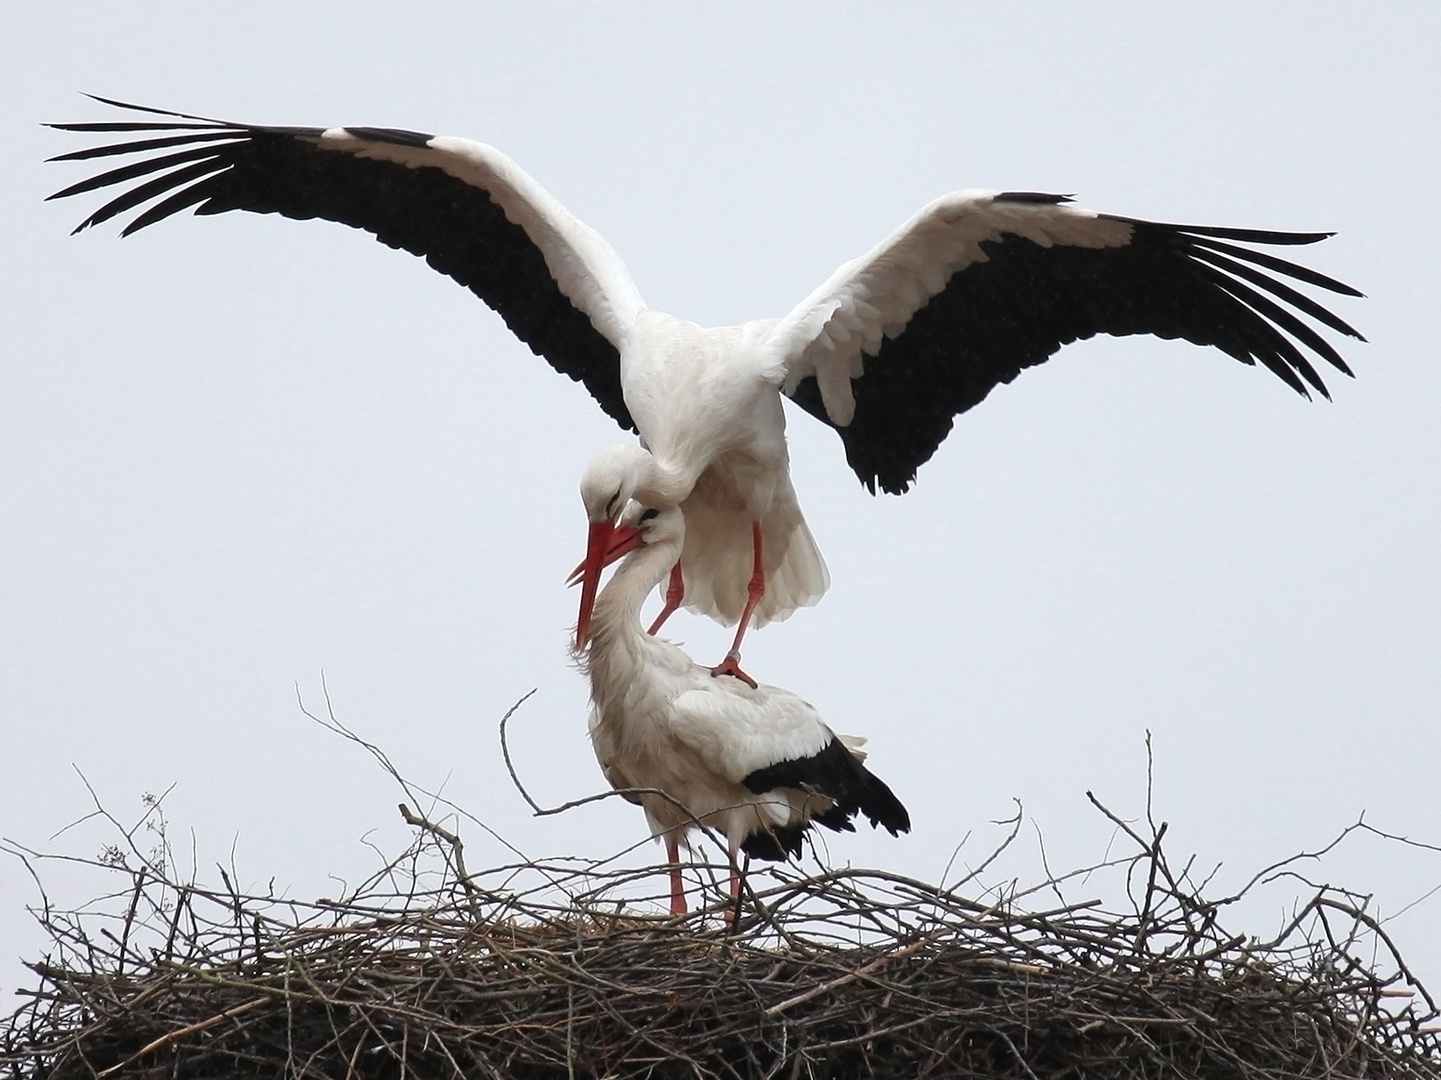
[5,788,1441,1080]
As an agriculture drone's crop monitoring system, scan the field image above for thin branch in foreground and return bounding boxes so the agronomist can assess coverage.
[7,706,1439,1080]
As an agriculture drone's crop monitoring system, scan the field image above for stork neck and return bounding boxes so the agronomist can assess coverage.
[587,533,680,658]
[636,456,692,507]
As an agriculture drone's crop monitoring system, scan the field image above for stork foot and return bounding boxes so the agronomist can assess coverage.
[711,652,758,690]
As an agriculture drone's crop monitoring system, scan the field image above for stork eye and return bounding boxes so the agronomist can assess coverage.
[639,508,660,523]
[605,488,622,518]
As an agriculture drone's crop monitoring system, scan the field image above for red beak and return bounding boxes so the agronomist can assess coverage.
[574,519,644,649]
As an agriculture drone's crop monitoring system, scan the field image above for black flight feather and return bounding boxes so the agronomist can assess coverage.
[739,738,910,861]
[47,97,633,433]
[791,206,1363,494]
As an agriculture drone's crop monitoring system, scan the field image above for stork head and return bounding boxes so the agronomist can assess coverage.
[574,444,661,648]
[573,499,685,650]
[620,499,685,549]
[579,444,656,525]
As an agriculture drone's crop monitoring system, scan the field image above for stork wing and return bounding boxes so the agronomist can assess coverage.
[670,685,911,838]
[770,190,1364,494]
[669,684,834,787]
[47,97,645,430]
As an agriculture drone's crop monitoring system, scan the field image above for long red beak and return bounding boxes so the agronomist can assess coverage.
[567,521,646,586]
[574,519,643,649]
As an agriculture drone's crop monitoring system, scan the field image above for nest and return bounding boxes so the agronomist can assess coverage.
[4,783,1440,1080]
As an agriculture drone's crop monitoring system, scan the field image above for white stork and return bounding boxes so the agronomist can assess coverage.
[50,97,1364,686]
[573,495,910,917]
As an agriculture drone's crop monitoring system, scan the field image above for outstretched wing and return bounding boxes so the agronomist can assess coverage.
[47,96,645,430]
[771,190,1364,494]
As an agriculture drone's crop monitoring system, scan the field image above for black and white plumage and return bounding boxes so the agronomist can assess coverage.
[573,497,909,915]
[50,98,1364,676]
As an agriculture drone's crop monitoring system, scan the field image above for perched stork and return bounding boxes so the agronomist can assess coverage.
[49,97,1364,685]
[573,495,910,918]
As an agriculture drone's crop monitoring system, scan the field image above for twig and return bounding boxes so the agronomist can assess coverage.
[396,803,484,919]
[94,996,270,1078]
[765,936,933,1016]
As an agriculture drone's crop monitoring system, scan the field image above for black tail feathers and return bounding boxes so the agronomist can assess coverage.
[739,737,911,861]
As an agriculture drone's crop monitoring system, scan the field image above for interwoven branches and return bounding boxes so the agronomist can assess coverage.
[4,790,1439,1080]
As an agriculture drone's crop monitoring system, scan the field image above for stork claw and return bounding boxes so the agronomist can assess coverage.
[711,653,758,690]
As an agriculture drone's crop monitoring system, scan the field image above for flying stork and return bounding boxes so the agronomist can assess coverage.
[49,97,1364,686]
[573,494,910,918]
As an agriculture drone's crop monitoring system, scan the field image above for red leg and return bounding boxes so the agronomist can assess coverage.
[648,563,685,636]
[711,522,764,689]
[727,852,745,930]
[666,835,687,916]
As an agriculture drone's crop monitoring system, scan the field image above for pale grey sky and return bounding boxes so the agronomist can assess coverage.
[2,4,1438,995]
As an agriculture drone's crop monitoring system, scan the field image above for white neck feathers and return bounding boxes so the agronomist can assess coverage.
[580,528,681,709]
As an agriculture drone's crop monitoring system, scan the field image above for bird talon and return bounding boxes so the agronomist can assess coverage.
[711,656,758,689]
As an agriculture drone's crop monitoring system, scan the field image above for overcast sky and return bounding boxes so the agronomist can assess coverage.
[3,4,1439,997]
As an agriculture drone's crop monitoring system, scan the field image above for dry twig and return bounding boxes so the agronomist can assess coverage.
[4,790,1439,1080]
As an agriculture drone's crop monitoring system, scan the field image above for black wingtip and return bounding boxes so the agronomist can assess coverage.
[82,92,144,109]
[1171,221,1338,246]
[78,93,228,126]
[343,126,435,149]
[995,191,1075,205]
[745,737,912,842]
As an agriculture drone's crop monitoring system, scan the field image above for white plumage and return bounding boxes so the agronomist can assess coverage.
[52,99,1365,687]
[574,497,909,916]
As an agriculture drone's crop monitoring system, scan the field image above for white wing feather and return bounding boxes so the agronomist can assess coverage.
[769,190,1133,425]
[316,130,647,349]
[668,681,835,785]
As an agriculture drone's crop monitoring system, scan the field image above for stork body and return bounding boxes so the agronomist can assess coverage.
[574,501,910,916]
[51,99,1365,679]
[585,314,827,683]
